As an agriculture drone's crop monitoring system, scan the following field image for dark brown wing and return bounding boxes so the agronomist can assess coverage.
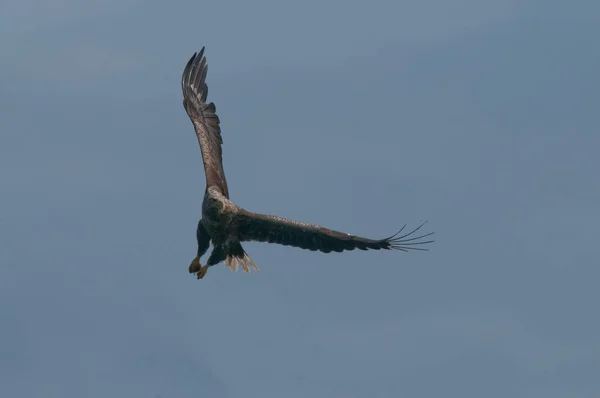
[181,48,229,197]
[234,209,434,253]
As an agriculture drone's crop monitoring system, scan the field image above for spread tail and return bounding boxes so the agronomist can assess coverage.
[224,251,259,273]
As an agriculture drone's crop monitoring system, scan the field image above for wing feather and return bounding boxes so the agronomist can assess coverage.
[181,48,229,197]
[234,209,434,253]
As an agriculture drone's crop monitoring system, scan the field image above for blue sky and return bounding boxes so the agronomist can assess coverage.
[1,0,599,397]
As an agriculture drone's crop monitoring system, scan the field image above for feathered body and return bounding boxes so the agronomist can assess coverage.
[181,47,434,279]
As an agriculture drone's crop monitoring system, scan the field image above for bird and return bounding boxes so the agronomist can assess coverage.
[181,47,434,279]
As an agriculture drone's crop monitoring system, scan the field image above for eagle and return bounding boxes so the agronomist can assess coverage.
[182,47,434,279]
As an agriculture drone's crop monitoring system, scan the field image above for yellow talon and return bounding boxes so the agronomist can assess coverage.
[189,256,201,273]
[196,264,210,279]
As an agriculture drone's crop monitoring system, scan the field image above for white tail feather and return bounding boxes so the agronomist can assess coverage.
[224,256,237,272]
[224,252,259,273]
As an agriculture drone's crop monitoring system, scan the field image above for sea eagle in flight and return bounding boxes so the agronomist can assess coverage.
[182,47,434,279]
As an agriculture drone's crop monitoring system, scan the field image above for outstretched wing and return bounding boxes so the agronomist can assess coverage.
[181,48,229,197]
[234,209,434,253]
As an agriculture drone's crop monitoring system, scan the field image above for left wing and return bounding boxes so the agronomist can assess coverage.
[181,48,229,197]
[234,209,434,253]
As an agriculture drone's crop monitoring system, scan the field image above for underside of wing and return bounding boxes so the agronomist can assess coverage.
[234,209,434,253]
[181,48,229,197]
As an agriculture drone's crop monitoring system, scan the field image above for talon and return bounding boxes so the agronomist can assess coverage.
[189,256,201,273]
[196,264,209,279]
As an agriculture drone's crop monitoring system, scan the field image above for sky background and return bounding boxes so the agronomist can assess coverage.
[1,0,599,397]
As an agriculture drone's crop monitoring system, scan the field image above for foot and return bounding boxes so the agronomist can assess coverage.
[196,264,210,279]
[189,256,201,273]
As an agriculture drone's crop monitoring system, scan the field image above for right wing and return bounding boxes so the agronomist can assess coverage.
[234,209,434,253]
[181,48,229,197]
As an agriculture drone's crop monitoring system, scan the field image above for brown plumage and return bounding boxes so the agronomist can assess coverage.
[181,47,434,279]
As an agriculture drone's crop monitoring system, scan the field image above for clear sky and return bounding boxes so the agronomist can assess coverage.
[1,0,599,397]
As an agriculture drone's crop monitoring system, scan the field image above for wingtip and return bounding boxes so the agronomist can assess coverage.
[385,220,435,251]
[186,46,206,64]
[182,46,209,93]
